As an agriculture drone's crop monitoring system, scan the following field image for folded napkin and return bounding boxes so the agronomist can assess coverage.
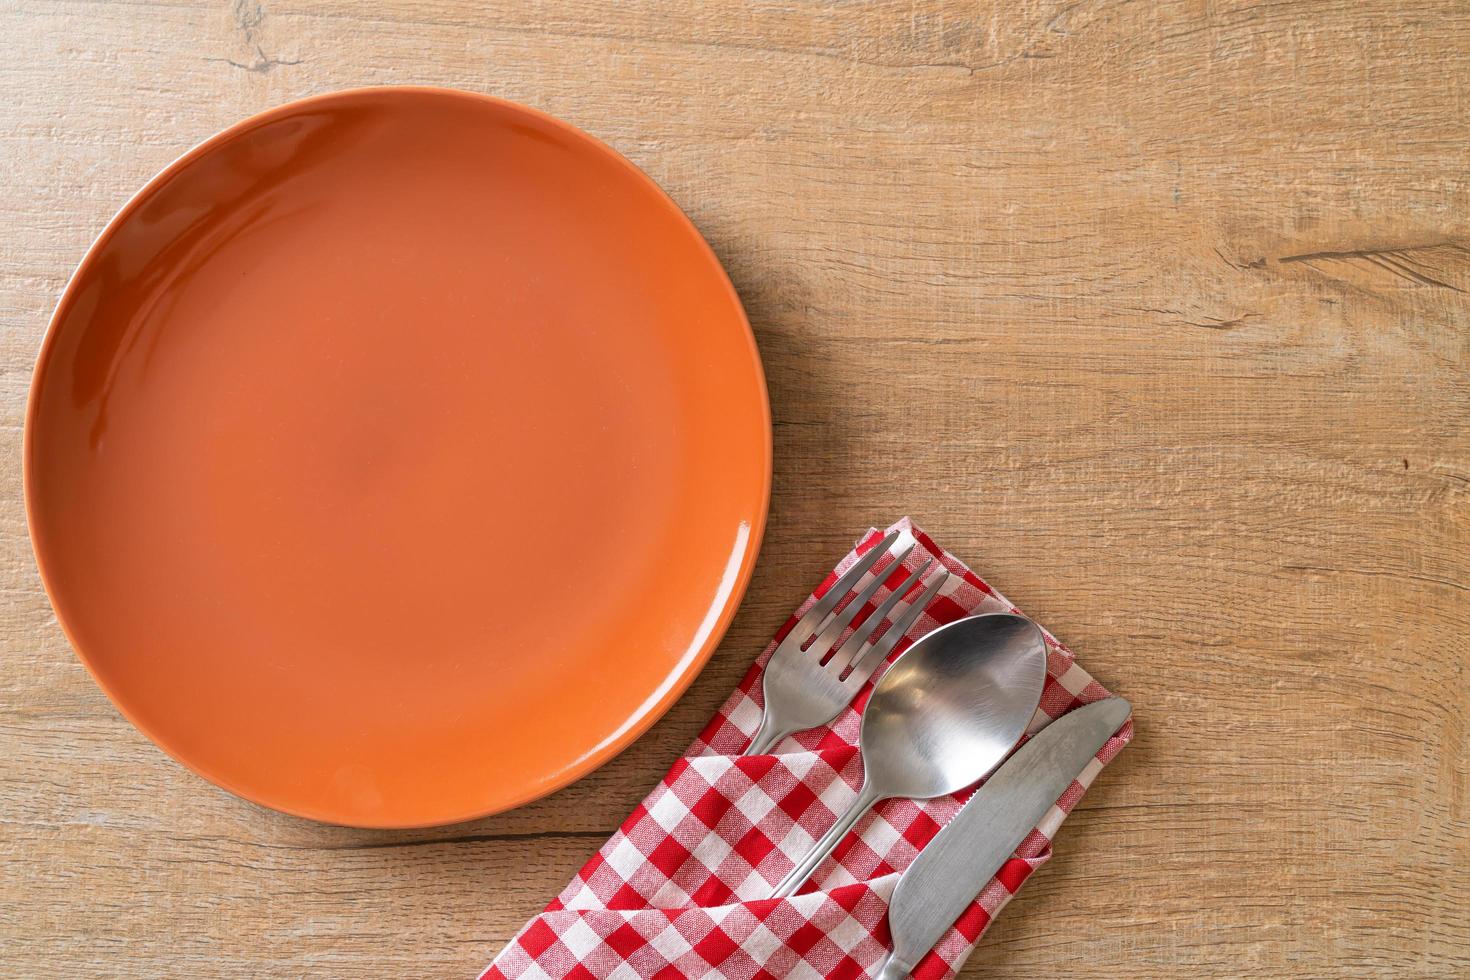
[482,518,1131,980]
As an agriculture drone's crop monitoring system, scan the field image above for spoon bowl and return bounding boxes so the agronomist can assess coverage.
[860,613,1050,797]
[771,613,1047,898]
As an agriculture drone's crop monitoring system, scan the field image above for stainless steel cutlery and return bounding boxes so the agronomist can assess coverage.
[770,613,1048,898]
[876,697,1132,980]
[746,530,948,756]
[746,535,1125,976]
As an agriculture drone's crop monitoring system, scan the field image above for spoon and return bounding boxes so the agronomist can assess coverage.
[770,613,1047,899]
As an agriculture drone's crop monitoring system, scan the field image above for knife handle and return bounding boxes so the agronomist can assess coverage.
[873,954,907,979]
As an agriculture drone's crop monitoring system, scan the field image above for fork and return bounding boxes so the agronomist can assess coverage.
[744,531,949,755]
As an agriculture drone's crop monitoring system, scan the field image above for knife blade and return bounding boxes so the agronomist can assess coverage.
[875,697,1131,979]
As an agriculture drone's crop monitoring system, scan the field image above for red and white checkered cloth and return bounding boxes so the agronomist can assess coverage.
[481,518,1131,980]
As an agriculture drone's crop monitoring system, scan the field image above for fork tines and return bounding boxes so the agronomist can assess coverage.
[798,531,946,667]
[744,530,950,755]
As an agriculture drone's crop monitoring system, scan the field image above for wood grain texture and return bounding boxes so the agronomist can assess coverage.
[2,0,1467,976]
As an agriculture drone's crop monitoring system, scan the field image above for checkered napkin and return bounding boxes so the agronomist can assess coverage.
[481,518,1131,980]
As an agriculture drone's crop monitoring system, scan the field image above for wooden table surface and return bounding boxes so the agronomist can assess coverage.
[3,1,1468,977]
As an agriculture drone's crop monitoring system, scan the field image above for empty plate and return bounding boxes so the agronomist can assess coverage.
[25,88,770,827]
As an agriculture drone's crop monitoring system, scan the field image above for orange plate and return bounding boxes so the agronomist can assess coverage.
[24,88,770,828]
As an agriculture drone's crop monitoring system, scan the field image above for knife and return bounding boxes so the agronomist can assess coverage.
[875,697,1131,979]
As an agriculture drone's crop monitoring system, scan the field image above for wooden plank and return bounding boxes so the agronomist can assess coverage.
[1,0,1466,976]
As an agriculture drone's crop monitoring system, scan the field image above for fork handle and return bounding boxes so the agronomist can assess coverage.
[744,713,787,756]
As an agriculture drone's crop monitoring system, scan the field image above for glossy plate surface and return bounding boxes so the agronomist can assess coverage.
[24,88,770,827]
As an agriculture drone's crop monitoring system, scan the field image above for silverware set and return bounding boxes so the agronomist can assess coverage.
[745,534,1130,978]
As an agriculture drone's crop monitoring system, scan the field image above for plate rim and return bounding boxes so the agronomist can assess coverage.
[22,85,772,828]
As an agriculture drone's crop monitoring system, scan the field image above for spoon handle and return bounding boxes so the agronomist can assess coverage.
[771,782,883,898]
